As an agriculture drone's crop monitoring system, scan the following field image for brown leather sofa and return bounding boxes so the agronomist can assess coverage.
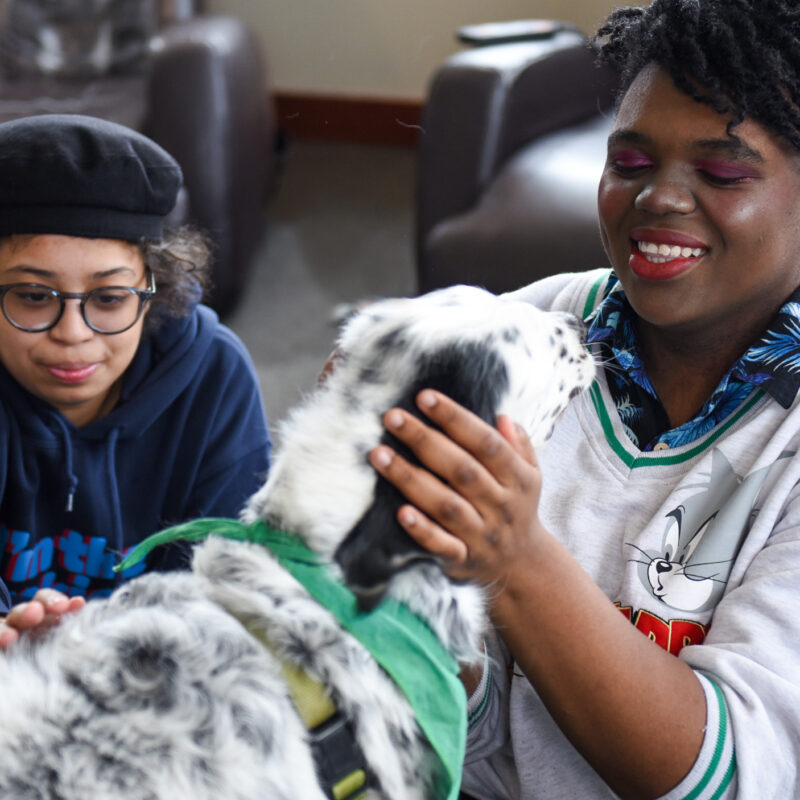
[416,21,619,295]
[0,0,278,315]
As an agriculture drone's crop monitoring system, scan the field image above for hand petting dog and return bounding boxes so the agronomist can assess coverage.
[0,589,85,650]
[371,390,544,588]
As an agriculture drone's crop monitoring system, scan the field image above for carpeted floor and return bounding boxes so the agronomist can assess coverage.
[225,139,418,441]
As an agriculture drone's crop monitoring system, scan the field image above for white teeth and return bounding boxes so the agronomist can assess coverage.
[637,241,705,261]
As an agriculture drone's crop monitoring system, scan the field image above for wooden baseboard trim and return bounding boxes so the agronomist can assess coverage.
[274,92,423,147]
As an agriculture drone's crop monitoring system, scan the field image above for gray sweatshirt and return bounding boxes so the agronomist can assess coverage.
[462,270,800,799]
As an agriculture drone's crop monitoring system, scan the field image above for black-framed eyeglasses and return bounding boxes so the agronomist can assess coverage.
[0,272,156,334]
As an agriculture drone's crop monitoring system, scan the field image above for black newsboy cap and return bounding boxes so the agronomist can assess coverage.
[0,113,182,241]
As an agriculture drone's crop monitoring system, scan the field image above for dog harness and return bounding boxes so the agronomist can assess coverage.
[117,518,467,800]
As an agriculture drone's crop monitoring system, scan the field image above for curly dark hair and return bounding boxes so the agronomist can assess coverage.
[595,0,800,150]
[137,226,213,333]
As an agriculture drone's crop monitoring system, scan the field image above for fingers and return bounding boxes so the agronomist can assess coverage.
[28,590,85,625]
[381,406,499,504]
[381,393,536,502]
[408,391,533,489]
[369,437,482,578]
[370,443,485,534]
[497,415,538,468]
[65,595,87,613]
[370,391,545,586]
[0,621,19,650]
[397,504,469,566]
[0,602,44,651]
[0,590,86,650]
[6,599,47,630]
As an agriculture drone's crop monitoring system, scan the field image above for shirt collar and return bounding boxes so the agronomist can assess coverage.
[587,273,800,409]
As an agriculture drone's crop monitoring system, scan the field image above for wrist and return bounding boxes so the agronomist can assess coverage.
[491,521,557,610]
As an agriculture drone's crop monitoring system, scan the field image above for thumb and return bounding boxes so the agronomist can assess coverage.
[496,415,537,466]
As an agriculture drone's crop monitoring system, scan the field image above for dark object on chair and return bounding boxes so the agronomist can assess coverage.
[0,0,278,316]
[416,20,618,295]
[457,19,581,46]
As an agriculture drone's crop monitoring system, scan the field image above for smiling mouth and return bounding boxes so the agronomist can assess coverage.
[45,363,100,383]
[636,240,707,263]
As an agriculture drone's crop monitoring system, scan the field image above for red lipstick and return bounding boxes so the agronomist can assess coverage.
[629,228,708,281]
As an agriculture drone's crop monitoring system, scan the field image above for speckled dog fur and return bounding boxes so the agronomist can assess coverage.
[0,285,595,799]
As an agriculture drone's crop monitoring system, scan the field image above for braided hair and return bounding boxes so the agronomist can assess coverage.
[596,0,800,150]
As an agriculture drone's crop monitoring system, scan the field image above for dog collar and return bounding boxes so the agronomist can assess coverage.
[117,518,466,800]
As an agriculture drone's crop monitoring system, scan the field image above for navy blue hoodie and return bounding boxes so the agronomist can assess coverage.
[0,304,271,605]
[0,576,9,614]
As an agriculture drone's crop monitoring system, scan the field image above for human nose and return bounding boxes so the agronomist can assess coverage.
[633,171,695,216]
[49,298,93,342]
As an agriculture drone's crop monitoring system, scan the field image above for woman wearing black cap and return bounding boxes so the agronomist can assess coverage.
[0,114,271,645]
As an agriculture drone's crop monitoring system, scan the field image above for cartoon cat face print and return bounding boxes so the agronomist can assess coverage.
[629,448,785,613]
[643,506,720,611]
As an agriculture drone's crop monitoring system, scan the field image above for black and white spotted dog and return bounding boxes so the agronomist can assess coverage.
[0,285,595,800]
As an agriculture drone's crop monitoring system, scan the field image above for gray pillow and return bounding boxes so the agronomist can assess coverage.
[0,0,157,80]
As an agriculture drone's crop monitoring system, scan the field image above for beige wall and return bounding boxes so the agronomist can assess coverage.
[205,0,623,99]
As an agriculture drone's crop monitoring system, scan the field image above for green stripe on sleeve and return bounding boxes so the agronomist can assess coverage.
[682,678,736,800]
[467,663,493,730]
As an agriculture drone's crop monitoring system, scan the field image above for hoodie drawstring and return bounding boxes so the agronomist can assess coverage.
[54,419,123,562]
[53,415,79,512]
[106,428,124,560]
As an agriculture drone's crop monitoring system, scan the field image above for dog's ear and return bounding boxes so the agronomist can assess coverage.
[335,339,509,610]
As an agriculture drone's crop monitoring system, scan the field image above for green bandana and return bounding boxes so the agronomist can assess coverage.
[117,518,466,800]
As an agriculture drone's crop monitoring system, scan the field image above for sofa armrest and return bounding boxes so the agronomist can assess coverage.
[146,15,276,312]
[416,30,616,253]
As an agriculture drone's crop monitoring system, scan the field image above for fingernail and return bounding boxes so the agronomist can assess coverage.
[399,508,416,526]
[372,447,392,468]
[385,410,404,429]
[42,594,65,608]
[418,391,437,409]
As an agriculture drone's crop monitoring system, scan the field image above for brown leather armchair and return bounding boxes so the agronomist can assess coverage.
[416,21,618,295]
[0,0,278,315]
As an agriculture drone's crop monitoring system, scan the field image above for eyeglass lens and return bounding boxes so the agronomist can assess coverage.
[2,286,144,333]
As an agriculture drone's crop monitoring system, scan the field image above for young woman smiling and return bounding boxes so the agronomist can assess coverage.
[0,115,270,646]
[369,2,800,798]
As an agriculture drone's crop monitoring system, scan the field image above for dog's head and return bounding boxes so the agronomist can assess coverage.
[244,285,595,618]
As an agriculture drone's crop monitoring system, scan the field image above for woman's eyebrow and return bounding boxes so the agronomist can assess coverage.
[607,129,650,149]
[3,265,136,279]
[694,137,764,163]
[607,128,764,162]
[90,267,137,279]
[3,265,55,278]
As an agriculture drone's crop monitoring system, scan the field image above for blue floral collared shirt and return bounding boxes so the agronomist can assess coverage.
[586,273,800,451]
